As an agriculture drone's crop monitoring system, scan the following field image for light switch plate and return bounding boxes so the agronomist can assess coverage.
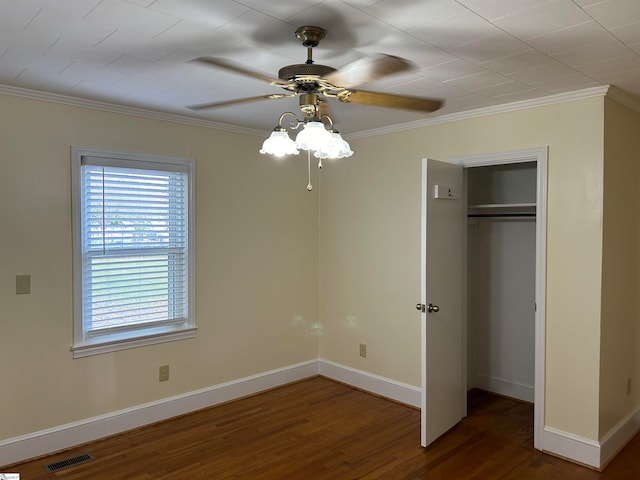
[433,184,458,199]
[16,275,31,295]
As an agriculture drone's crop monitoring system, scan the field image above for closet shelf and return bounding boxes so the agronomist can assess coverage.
[468,203,536,217]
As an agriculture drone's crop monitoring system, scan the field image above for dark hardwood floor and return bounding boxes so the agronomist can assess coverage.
[5,376,640,479]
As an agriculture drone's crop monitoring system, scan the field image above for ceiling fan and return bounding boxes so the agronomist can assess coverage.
[187,25,443,118]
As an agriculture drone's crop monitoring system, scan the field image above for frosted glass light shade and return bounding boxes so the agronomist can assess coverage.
[295,121,333,152]
[334,133,353,158]
[314,132,353,159]
[259,130,299,157]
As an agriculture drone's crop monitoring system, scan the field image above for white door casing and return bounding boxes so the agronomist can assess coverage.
[450,147,547,450]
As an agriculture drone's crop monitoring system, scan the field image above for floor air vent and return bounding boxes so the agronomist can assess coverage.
[43,453,95,472]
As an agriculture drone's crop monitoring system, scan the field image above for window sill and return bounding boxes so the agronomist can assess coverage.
[71,327,197,358]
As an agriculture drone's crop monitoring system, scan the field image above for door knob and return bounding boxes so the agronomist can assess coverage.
[426,303,439,313]
[416,303,423,311]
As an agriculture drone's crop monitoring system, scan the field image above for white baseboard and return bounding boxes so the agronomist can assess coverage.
[0,360,318,467]
[471,374,534,403]
[318,359,421,408]
[542,427,601,468]
[599,403,640,468]
[0,359,415,467]
[542,402,640,470]
[4,357,636,471]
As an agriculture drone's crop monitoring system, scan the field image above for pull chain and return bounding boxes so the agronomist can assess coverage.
[306,150,313,191]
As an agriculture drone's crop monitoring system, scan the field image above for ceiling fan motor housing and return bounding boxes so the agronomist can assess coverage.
[278,63,336,81]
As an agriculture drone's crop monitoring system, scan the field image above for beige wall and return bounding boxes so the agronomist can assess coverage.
[599,98,640,436]
[0,94,319,440]
[4,90,637,450]
[319,97,605,440]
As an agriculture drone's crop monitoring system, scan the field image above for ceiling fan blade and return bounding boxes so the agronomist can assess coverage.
[187,93,294,111]
[324,54,414,88]
[336,89,442,113]
[191,57,283,85]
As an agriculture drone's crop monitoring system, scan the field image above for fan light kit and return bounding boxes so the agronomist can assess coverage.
[188,26,443,190]
[259,106,353,190]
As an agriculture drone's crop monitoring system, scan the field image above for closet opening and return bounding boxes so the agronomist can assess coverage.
[452,147,547,450]
[466,161,537,405]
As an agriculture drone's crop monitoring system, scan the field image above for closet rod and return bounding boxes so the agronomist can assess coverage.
[468,213,536,218]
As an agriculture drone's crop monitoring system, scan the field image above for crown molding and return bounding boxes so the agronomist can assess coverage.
[606,85,640,114]
[0,84,266,137]
[3,83,637,141]
[346,86,613,140]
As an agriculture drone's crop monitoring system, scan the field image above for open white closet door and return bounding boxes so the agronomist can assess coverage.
[420,158,465,447]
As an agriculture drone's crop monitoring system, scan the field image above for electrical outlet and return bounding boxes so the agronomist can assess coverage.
[16,274,31,295]
[159,365,170,382]
[627,377,632,396]
[359,343,367,358]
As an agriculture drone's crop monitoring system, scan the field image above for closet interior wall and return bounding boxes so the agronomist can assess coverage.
[466,162,537,403]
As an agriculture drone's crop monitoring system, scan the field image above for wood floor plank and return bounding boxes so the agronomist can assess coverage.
[4,377,640,479]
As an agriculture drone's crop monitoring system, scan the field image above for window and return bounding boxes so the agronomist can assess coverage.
[71,147,195,358]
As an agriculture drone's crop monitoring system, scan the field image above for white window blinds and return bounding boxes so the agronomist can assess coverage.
[72,149,195,357]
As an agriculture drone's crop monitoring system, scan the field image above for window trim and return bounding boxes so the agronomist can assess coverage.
[71,146,195,358]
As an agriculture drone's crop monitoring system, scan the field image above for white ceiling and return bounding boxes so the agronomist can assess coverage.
[1,0,639,134]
